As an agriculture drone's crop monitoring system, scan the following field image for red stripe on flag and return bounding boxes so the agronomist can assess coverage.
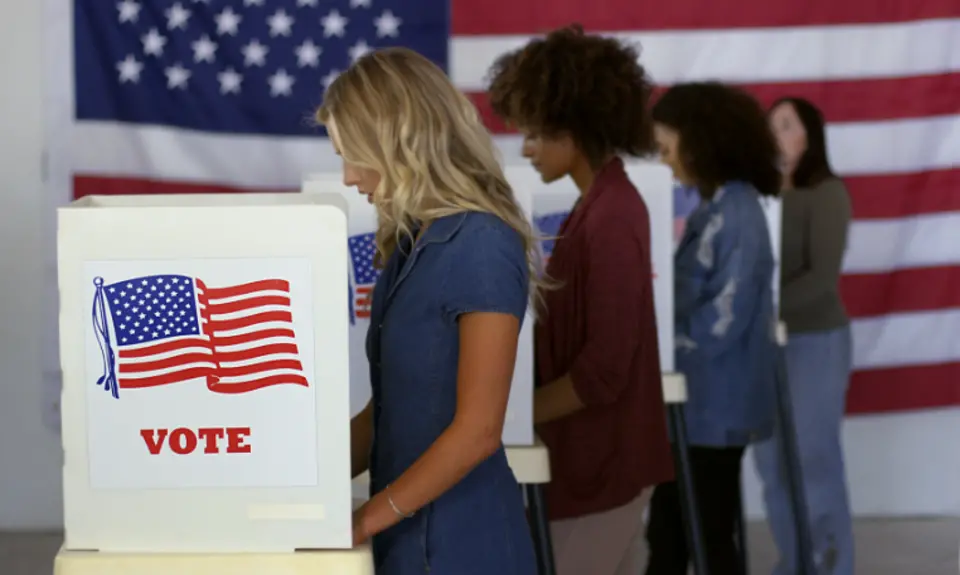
[469,74,960,133]
[848,168,960,220]
[452,0,960,35]
[711,73,960,124]
[120,366,216,389]
[847,361,960,414]
[121,353,215,374]
[216,359,305,378]
[214,328,297,347]
[207,310,294,332]
[215,343,301,363]
[842,265,960,319]
[210,295,291,314]
[209,373,310,392]
[72,175,290,200]
[203,279,291,299]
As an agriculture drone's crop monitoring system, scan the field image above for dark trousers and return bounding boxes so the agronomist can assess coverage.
[645,445,746,575]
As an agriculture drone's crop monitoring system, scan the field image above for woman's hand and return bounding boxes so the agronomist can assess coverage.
[351,493,402,547]
[352,502,373,547]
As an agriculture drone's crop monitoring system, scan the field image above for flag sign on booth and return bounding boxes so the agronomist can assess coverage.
[83,258,320,491]
[91,274,309,397]
[347,232,378,324]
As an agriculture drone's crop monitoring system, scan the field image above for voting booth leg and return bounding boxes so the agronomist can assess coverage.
[774,344,817,575]
[667,405,710,575]
[525,484,557,575]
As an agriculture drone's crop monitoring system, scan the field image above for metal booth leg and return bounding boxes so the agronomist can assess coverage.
[525,483,557,575]
[667,404,710,575]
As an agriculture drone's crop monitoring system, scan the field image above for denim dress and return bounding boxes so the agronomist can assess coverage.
[365,211,538,575]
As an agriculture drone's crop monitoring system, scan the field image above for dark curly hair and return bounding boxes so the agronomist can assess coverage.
[651,82,781,197]
[486,25,655,166]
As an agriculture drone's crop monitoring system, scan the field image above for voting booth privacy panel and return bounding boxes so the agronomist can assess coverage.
[303,161,676,449]
[302,177,537,445]
[58,193,353,553]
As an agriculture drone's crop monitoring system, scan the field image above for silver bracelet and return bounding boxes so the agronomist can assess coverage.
[385,485,415,519]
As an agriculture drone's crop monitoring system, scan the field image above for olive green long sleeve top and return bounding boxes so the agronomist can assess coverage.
[779,177,852,334]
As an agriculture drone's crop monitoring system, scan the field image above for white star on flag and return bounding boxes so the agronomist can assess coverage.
[116,54,143,83]
[191,35,217,63]
[349,39,372,63]
[350,0,372,7]
[374,10,400,38]
[215,7,241,36]
[267,9,294,37]
[165,63,191,89]
[268,69,295,96]
[117,0,141,24]
[217,68,242,94]
[165,3,191,30]
[321,10,348,38]
[297,0,318,6]
[242,39,268,67]
[141,28,166,56]
[295,39,321,68]
[322,69,340,90]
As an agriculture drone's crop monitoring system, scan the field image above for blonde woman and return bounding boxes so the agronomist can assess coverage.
[316,47,540,574]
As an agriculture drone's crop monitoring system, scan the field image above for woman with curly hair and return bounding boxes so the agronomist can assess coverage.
[318,47,541,574]
[487,25,673,575]
[646,82,780,575]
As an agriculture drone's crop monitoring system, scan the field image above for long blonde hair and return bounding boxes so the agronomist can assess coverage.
[316,47,549,310]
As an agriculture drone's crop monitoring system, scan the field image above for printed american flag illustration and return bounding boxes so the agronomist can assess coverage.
[534,213,569,259]
[348,232,378,322]
[91,274,308,398]
[50,0,960,414]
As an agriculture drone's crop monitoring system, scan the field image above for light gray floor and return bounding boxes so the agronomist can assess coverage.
[2,518,958,574]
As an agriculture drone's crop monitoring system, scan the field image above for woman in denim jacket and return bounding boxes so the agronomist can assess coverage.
[645,82,781,575]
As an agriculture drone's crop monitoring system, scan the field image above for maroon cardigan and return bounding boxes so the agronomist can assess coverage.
[536,158,674,520]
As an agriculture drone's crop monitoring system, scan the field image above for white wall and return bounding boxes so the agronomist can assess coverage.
[0,0,64,529]
[0,0,956,530]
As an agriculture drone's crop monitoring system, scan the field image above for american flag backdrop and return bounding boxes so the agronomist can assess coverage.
[48,0,960,414]
[91,274,308,397]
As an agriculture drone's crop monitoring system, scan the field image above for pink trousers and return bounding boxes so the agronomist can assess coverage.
[549,489,653,575]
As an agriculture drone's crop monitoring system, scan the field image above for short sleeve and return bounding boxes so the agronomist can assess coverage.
[441,220,529,322]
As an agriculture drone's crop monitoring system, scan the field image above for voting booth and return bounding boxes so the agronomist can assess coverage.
[57,193,356,555]
[301,177,537,445]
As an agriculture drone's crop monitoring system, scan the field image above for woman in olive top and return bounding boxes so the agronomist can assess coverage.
[753,97,855,575]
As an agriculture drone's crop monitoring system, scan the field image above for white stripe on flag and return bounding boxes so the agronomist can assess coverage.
[853,308,960,371]
[450,18,960,91]
[70,114,960,187]
[845,212,960,274]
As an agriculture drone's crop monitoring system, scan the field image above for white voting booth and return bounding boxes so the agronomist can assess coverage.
[50,168,780,575]
[55,193,371,574]
[301,176,537,445]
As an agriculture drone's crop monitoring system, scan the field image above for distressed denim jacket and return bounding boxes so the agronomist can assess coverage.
[674,181,778,447]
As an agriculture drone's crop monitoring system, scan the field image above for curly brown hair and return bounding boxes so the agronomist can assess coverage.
[651,82,781,197]
[486,25,656,166]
